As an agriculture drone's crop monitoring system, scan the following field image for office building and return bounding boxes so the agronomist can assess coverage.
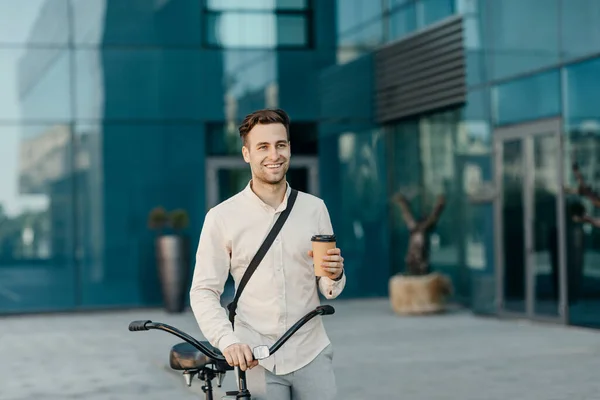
[1,0,600,329]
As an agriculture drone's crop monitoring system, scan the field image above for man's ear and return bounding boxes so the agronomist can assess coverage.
[242,146,250,163]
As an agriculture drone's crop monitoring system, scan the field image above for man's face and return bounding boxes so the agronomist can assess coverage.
[242,123,290,185]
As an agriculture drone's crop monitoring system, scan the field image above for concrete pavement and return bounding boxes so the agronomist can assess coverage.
[1,298,600,399]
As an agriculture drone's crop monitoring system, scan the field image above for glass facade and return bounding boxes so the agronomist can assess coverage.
[0,0,335,313]
[4,0,600,329]
[321,0,600,329]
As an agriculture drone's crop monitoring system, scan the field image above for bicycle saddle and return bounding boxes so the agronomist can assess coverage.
[169,341,233,373]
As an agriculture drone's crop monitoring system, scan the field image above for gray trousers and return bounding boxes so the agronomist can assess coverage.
[243,345,337,400]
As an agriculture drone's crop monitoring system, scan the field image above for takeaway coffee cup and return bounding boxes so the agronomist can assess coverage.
[311,234,336,277]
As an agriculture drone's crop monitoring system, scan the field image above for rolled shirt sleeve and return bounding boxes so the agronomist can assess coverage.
[189,208,241,352]
[316,200,346,299]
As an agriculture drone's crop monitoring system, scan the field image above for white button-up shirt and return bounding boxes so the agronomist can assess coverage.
[190,182,346,375]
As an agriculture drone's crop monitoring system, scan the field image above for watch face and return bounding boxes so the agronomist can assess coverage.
[253,345,270,360]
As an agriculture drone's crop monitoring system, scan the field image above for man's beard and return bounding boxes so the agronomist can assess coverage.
[255,162,289,185]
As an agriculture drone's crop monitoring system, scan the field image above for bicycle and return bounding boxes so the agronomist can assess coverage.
[128,304,335,399]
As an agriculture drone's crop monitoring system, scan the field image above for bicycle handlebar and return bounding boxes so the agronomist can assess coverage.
[128,304,335,363]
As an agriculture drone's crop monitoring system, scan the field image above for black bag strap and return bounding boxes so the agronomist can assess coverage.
[227,189,298,326]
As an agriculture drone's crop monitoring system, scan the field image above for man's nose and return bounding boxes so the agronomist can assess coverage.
[268,146,279,160]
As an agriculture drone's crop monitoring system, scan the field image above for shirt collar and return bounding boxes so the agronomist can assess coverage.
[243,180,292,213]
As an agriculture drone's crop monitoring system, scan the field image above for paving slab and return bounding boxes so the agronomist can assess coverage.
[1,299,600,399]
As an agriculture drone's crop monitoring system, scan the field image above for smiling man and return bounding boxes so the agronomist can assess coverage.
[190,108,346,399]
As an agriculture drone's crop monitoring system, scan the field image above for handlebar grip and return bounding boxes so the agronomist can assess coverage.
[129,320,152,331]
[317,305,335,315]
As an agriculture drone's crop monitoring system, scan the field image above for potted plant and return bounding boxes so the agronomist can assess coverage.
[148,206,191,313]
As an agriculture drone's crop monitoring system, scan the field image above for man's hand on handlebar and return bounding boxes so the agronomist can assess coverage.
[223,343,259,371]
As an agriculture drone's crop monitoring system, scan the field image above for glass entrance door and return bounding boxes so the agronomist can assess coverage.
[205,156,319,209]
[495,118,566,322]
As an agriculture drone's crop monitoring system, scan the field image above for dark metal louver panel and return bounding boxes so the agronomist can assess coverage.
[374,16,466,123]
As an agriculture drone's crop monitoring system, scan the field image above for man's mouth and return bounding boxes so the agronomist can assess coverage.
[264,163,283,170]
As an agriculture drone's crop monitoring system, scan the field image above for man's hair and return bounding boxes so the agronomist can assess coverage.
[238,108,290,146]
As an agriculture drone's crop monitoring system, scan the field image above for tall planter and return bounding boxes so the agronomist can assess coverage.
[156,234,190,313]
[148,207,190,313]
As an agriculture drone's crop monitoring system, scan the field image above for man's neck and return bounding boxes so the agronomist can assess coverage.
[251,179,287,209]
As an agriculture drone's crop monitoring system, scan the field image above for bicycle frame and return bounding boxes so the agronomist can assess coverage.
[129,304,335,399]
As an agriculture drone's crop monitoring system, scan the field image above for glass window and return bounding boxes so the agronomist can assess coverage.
[418,0,454,28]
[277,15,308,46]
[563,57,600,328]
[0,48,72,121]
[336,0,360,35]
[463,0,488,87]
[340,21,384,48]
[388,3,417,41]
[489,0,559,80]
[72,0,202,46]
[206,13,308,47]
[565,58,600,128]
[0,124,76,312]
[0,0,69,45]
[561,0,600,61]
[75,49,214,120]
[206,0,307,11]
[492,70,561,126]
[337,129,390,296]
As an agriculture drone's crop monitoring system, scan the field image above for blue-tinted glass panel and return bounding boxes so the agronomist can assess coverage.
[206,13,308,47]
[223,50,276,117]
[0,48,71,121]
[277,15,308,46]
[563,57,600,328]
[340,21,384,48]
[492,70,561,126]
[561,0,600,61]
[78,123,205,307]
[388,3,417,41]
[337,129,390,297]
[0,0,69,45]
[388,120,421,277]
[463,0,488,86]
[75,49,219,120]
[489,0,559,80]
[0,124,76,313]
[72,0,202,45]
[565,58,600,127]
[206,0,307,10]
[461,89,494,310]
[337,0,381,36]
[418,0,454,27]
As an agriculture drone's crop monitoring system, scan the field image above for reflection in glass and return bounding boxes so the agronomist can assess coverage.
[0,48,72,121]
[0,0,69,45]
[418,0,454,27]
[532,134,560,317]
[206,13,308,48]
[420,110,460,268]
[72,0,202,46]
[338,129,389,296]
[206,0,307,11]
[560,0,600,61]
[501,139,526,313]
[564,57,600,327]
[223,50,277,117]
[388,3,416,41]
[0,124,75,312]
[492,70,560,126]
[489,0,559,80]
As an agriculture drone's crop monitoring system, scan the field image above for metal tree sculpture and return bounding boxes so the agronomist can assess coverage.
[391,192,446,276]
[564,162,600,227]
